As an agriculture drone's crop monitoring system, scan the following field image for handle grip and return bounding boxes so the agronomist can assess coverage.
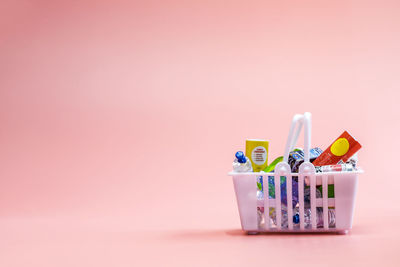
[283,112,312,163]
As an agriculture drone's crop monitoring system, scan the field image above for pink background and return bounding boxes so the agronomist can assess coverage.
[1,0,399,266]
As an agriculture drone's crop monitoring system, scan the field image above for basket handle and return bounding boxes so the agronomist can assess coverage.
[283,112,312,163]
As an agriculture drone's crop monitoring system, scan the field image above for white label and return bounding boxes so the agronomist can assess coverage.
[251,146,267,165]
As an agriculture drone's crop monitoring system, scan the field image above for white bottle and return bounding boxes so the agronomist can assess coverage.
[232,151,253,172]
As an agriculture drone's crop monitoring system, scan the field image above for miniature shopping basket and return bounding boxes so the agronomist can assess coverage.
[228,112,363,234]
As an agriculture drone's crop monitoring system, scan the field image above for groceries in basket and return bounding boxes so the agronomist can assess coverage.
[315,163,354,173]
[245,139,269,172]
[232,151,253,172]
[231,127,362,231]
[232,130,362,173]
[288,147,323,172]
[312,131,361,166]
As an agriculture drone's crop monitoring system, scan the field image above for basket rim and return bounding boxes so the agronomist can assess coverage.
[228,167,364,176]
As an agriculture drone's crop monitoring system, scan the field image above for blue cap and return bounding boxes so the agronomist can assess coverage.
[293,214,300,224]
[235,151,247,163]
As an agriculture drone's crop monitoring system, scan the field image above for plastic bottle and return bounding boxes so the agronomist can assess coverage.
[232,151,253,172]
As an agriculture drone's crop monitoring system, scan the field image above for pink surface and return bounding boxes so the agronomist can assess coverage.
[1,0,400,266]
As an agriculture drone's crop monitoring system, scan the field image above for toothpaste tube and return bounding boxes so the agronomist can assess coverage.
[312,131,361,166]
[246,139,269,172]
[315,163,354,173]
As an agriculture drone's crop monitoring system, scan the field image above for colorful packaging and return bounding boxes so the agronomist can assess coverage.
[316,184,335,198]
[245,139,269,172]
[315,163,354,173]
[312,131,361,166]
[263,156,283,173]
[288,147,323,173]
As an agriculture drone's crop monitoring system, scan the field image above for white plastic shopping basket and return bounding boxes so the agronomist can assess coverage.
[229,112,362,234]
